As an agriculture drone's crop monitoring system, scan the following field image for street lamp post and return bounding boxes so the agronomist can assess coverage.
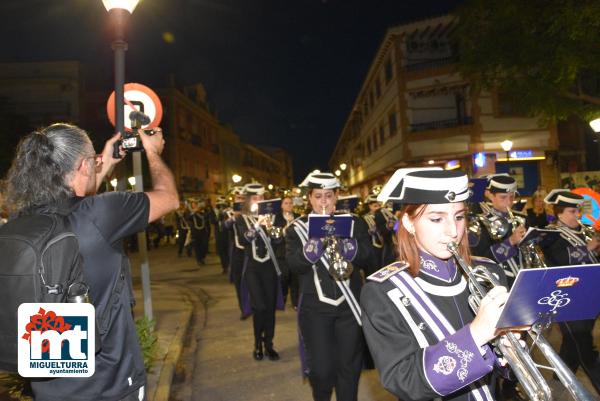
[501,139,513,163]
[103,0,154,320]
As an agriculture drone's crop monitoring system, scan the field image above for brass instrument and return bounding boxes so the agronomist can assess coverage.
[250,202,283,239]
[579,221,598,243]
[448,242,595,401]
[519,241,548,269]
[322,206,353,280]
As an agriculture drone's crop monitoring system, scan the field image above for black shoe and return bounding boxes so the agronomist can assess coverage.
[265,347,280,361]
[253,347,263,361]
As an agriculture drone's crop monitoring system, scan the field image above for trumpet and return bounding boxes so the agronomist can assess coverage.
[250,203,283,239]
[579,221,598,243]
[321,206,353,280]
[447,242,595,401]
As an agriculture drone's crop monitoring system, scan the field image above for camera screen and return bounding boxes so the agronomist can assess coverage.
[122,137,138,149]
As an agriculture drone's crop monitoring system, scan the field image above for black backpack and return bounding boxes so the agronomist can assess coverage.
[0,202,85,372]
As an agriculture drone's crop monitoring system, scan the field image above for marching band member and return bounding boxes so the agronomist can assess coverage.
[285,172,372,401]
[541,189,600,390]
[362,193,384,276]
[361,168,509,401]
[470,174,526,281]
[273,195,300,308]
[235,183,283,361]
[225,186,248,319]
[175,201,192,257]
[190,200,210,266]
[374,201,398,267]
[215,196,230,274]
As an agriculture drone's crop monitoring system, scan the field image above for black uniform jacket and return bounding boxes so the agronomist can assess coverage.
[361,254,507,401]
[285,214,372,310]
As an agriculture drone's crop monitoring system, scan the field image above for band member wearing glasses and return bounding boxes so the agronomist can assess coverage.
[361,168,510,401]
[542,189,600,392]
[286,172,372,401]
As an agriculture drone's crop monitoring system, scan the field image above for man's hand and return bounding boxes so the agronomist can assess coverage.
[508,225,526,246]
[95,133,126,190]
[139,128,165,156]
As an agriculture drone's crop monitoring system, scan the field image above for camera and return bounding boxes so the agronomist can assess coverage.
[113,110,158,157]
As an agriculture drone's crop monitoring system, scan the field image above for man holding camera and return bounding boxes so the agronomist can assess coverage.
[3,123,178,401]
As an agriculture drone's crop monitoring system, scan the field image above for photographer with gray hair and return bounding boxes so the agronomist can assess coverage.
[3,123,178,401]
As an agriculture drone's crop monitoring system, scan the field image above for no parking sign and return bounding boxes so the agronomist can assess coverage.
[106,83,163,131]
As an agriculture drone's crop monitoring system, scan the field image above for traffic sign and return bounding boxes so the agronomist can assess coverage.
[106,83,163,132]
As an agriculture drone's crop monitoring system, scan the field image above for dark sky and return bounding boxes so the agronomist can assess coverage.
[0,0,463,181]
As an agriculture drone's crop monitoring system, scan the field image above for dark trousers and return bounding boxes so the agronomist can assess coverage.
[559,319,598,372]
[176,229,191,256]
[192,231,209,263]
[299,305,363,401]
[289,270,299,308]
[245,261,278,348]
[231,249,245,313]
[216,235,229,271]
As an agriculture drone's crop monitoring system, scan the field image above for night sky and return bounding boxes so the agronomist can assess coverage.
[0,0,463,181]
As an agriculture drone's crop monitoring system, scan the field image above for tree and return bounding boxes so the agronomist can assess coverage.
[455,0,600,122]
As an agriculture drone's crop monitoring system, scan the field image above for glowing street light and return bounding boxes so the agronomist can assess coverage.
[427,160,435,165]
[268,184,274,190]
[232,174,242,183]
[312,169,321,174]
[128,176,136,186]
[110,178,118,189]
[500,139,513,161]
[335,169,341,176]
[590,118,600,133]
[339,163,347,171]
[102,0,140,13]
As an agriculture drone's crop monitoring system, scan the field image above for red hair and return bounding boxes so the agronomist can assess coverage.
[396,203,471,277]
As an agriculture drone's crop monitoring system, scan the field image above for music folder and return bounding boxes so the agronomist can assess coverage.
[257,198,282,215]
[496,264,600,329]
[517,227,561,247]
[308,214,354,238]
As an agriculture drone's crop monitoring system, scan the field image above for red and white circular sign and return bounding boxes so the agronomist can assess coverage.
[106,83,163,132]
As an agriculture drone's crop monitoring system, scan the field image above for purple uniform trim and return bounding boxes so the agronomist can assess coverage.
[568,245,590,265]
[490,238,517,262]
[423,325,494,395]
[303,238,324,263]
[240,257,253,318]
[340,238,358,261]
[244,227,257,242]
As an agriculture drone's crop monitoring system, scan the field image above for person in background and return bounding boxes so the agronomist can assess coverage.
[541,189,600,393]
[526,190,550,228]
[175,201,192,257]
[274,195,299,308]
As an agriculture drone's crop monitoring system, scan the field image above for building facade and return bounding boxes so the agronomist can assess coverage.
[240,144,294,190]
[330,15,570,197]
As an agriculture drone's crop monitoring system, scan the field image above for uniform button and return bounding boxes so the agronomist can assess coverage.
[418,322,426,330]
[402,297,411,306]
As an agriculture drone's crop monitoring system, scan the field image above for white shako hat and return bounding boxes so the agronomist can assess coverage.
[230,186,245,196]
[377,167,470,204]
[299,172,340,190]
[243,183,265,195]
[485,173,517,193]
[543,189,584,207]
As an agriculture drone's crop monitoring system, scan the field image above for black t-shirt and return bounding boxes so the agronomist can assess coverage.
[31,192,150,401]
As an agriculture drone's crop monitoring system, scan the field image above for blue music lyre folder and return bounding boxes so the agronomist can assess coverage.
[257,198,281,215]
[308,214,354,238]
[496,264,600,328]
[336,195,359,212]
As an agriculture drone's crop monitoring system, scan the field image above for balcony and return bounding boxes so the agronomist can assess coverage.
[405,56,457,73]
[409,116,473,132]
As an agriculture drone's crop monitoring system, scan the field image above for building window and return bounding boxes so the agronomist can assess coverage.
[388,112,398,136]
[372,131,378,150]
[375,78,381,99]
[384,57,393,83]
[369,91,374,109]
[379,124,385,145]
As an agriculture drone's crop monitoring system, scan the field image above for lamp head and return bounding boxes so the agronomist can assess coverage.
[500,139,513,152]
[102,0,140,13]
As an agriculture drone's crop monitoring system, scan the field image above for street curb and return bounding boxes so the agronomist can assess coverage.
[148,288,194,401]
